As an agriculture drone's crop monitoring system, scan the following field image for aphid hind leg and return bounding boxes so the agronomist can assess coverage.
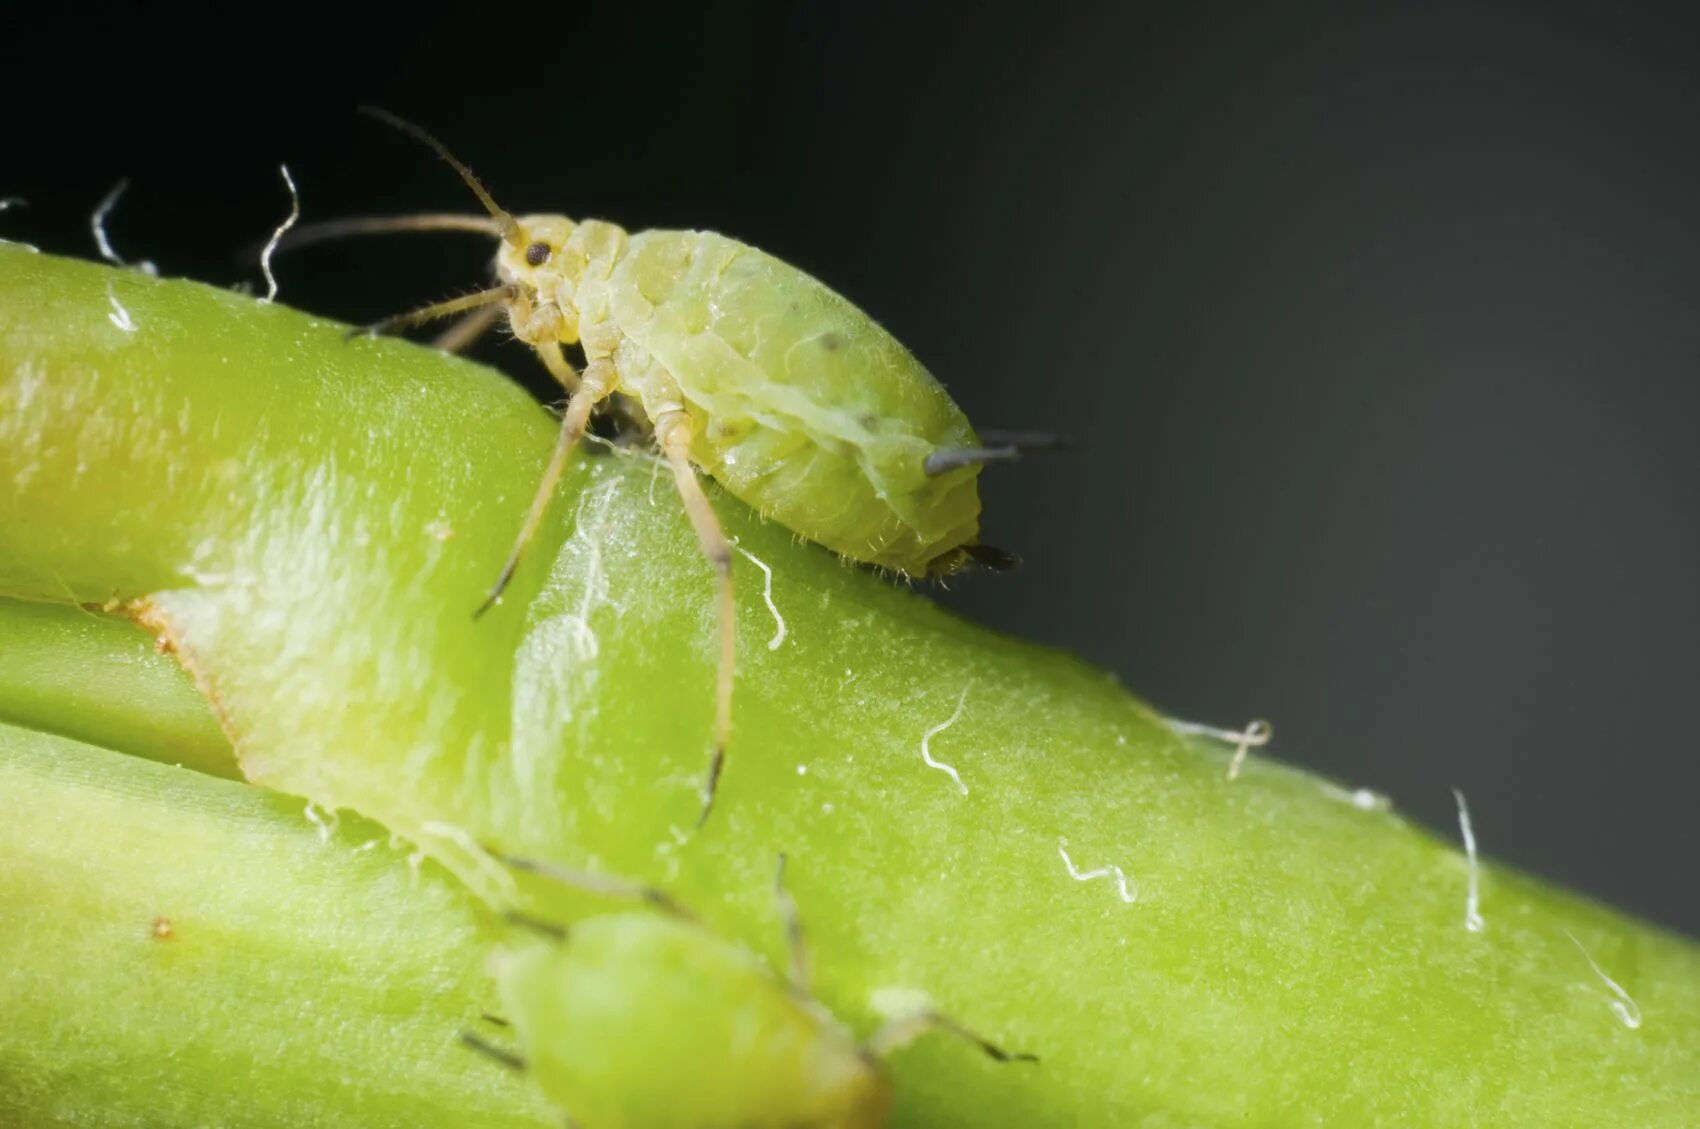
[865,1009,1038,1066]
[655,409,736,827]
[475,344,615,617]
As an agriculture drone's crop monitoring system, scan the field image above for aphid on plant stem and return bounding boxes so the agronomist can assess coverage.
[289,107,1053,823]
[463,854,1035,1128]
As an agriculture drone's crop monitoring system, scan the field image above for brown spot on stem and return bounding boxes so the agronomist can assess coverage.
[151,916,174,940]
[121,597,245,760]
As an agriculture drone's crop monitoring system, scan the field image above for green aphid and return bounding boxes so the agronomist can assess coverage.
[490,913,885,1129]
[468,858,1033,1128]
[293,108,1043,822]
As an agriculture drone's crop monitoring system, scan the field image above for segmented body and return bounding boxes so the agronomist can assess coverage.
[496,913,888,1129]
[523,219,983,576]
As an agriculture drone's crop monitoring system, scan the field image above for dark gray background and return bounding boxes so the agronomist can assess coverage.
[7,3,1698,934]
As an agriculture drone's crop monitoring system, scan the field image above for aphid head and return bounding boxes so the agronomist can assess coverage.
[493,214,584,345]
[357,108,588,344]
[494,215,581,293]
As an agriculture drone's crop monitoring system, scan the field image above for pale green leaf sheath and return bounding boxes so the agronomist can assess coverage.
[0,720,556,1129]
[2,245,1699,1125]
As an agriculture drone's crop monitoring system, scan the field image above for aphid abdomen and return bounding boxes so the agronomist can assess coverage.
[496,914,887,1129]
[604,231,982,575]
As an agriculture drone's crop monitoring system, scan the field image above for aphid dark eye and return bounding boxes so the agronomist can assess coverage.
[525,241,552,267]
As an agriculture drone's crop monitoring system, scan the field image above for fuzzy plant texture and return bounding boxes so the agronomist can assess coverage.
[1,243,1697,1127]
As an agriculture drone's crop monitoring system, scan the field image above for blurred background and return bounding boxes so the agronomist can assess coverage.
[6,3,1698,934]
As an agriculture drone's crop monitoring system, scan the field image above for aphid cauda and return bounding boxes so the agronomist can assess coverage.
[466,856,1033,1128]
[298,108,1041,822]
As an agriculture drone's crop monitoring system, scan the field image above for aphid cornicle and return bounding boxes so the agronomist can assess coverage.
[306,108,1031,821]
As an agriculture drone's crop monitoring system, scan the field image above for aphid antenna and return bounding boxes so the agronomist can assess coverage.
[459,1030,528,1072]
[358,105,520,245]
[271,212,506,257]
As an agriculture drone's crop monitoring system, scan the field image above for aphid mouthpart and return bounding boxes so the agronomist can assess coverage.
[358,105,520,244]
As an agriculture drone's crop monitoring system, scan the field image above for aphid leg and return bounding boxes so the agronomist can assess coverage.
[773,853,812,993]
[432,302,505,353]
[655,409,736,827]
[866,1009,1038,1066]
[460,1030,528,1072]
[505,911,569,941]
[348,285,514,340]
[475,346,615,618]
[496,851,694,919]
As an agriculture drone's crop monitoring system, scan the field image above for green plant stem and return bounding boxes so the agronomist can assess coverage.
[0,719,553,1129]
[2,245,1698,1125]
[0,596,235,777]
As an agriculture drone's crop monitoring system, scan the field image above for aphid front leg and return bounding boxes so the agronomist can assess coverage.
[654,407,736,826]
[495,851,694,920]
[476,343,615,617]
[349,284,514,340]
[431,302,505,353]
